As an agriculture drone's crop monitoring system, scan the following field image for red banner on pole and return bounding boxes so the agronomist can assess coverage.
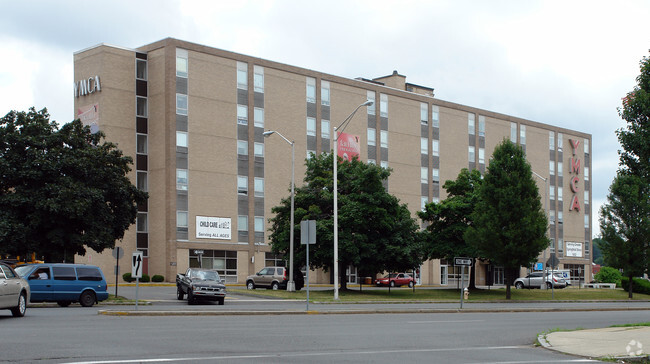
[337,132,360,162]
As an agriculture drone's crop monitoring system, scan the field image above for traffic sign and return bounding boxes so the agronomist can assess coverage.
[300,220,316,245]
[132,252,143,278]
[546,254,559,269]
[454,257,473,266]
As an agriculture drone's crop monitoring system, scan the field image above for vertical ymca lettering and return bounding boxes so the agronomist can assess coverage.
[74,76,101,98]
[568,139,581,212]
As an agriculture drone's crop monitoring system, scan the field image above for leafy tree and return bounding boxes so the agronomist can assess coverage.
[599,172,649,298]
[593,266,622,285]
[0,108,148,262]
[268,153,425,290]
[418,168,482,289]
[592,237,605,265]
[465,139,549,299]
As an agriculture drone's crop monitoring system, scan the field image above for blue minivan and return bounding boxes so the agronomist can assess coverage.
[15,264,109,307]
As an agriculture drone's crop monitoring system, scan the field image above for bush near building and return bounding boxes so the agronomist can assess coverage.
[594,266,622,285]
[621,277,650,295]
[152,275,164,282]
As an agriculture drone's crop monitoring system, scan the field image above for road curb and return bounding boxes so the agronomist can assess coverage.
[98,306,650,316]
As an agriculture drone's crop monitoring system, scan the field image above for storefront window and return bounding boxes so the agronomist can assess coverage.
[188,250,238,283]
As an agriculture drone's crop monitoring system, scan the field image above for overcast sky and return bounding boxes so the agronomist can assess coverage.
[1,0,648,237]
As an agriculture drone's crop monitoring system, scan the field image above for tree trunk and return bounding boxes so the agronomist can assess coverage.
[339,261,348,291]
[468,259,477,290]
[505,267,514,300]
[628,274,634,299]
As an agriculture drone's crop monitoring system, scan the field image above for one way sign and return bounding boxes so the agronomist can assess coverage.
[132,252,143,278]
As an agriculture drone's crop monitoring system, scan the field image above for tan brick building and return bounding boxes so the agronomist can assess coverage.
[73,38,593,286]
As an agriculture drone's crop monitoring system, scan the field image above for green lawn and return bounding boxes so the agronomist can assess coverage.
[230,286,650,302]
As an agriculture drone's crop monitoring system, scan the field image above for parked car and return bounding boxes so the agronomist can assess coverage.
[246,266,304,291]
[176,268,226,305]
[375,273,416,288]
[0,262,30,317]
[514,272,568,289]
[14,263,108,307]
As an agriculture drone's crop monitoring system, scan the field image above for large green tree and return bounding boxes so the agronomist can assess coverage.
[465,139,549,299]
[268,153,425,290]
[418,168,482,288]
[0,108,148,262]
[598,52,650,298]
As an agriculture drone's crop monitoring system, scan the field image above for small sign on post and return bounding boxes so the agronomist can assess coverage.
[454,257,472,309]
[132,251,143,310]
[300,220,316,311]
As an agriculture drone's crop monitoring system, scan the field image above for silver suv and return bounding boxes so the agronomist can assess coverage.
[246,266,304,291]
[514,272,567,289]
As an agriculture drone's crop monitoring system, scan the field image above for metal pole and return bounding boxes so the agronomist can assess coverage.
[459,266,465,309]
[306,242,310,311]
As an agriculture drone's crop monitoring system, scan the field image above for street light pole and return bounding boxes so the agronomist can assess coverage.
[532,170,549,285]
[333,100,374,300]
[263,130,296,292]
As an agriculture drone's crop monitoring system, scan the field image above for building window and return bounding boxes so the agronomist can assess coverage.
[558,186,563,201]
[584,214,590,228]
[550,238,555,253]
[478,115,485,137]
[237,62,247,90]
[306,150,315,159]
[136,96,148,117]
[321,120,330,139]
[306,77,316,103]
[380,94,388,117]
[380,160,388,169]
[468,114,475,135]
[549,131,555,150]
[367,91,376,115]
[136,59,147,81]
[137,171,147,191]
[176,131,188,148]
[176,169,188,191]
[254,142,264,158]
[432,168,439,183]
[421,197,428,211]
[468,146,475,162]
[307,117,316,137]
[237,176,248,195]
[368,159,376,165]
[380,130,388,148]
[584,139,589,154]
[367,128,376,146]
[420,103,428,124]
[253,108,264,128]
[176,94,187,116]
[478,148,485,164]
[176,211,187,228]
[558,211,563,224]
[550,210,555,224]
[237,105,248,125]
[420,138,428,154]
[420,167,428,184]
[520,125,526,145]
[558,161,563,177]
[432,140,439,157]
[237,140,248,155]
[238,215,248,231]
[254,177,264,197]
[549,161,555,176]
[321,80,330,106]
[254,216,264,232]
[510,122,517,143]
[137,134,147,154]
[558,239,564,253]
[549,185,555,200]
[253,65,264,93]
[584,167,589,181]
[584,190,589,202]
[432,197,440,203]
[558,133,563,152]
[176,48,188,78]
[432,105,439,128]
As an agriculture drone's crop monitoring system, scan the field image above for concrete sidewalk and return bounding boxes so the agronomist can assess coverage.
[541,326,650,360]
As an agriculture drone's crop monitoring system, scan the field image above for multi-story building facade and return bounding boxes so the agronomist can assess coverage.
[73,38,592,285]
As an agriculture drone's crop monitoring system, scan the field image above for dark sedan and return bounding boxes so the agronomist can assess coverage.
[176,268,226,305]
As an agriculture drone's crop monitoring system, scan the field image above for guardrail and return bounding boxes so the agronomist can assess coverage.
[582,283,617,289]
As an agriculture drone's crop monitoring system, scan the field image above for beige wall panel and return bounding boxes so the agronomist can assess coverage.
[176,248,190,274]
[484,116,511,162]
[438,107,469,200]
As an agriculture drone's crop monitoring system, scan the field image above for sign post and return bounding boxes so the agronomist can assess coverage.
[546,254,559,299]
[112,247,124,298]
[132,251,143,310]
[454,257,473,309]
[301,220,316,311]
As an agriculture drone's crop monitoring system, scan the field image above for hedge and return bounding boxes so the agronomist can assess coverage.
[152,275,165,282]
[620,277,650,295]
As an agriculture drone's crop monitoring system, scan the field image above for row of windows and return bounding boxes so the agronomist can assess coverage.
[549,160,590,180]
[237,215,265,232]
[468,114,486,137]
[420,138,439,156]
[468,146,485,164]
[237,63,264,92]
[237,176,264,197]
[420,103,440,128]
[306,78,330,105]
[420,167,440,183]
[549,131,590,154]
[237,140,265,157]
[367,128,388,148]
[237,105,264,128]
[306,118,330,138]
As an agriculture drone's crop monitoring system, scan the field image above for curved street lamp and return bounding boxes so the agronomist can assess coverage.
[263,130,296,292]
[333,100,374,300]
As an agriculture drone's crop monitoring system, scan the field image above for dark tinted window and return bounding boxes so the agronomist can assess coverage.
[77,267,103,281]
[53,266,76,280]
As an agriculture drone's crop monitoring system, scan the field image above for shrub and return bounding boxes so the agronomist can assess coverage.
[122,273,135,283]
[152,275,165,283]
[594,267,622,285]
[621,277,650,295]
[140,274,150,283]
